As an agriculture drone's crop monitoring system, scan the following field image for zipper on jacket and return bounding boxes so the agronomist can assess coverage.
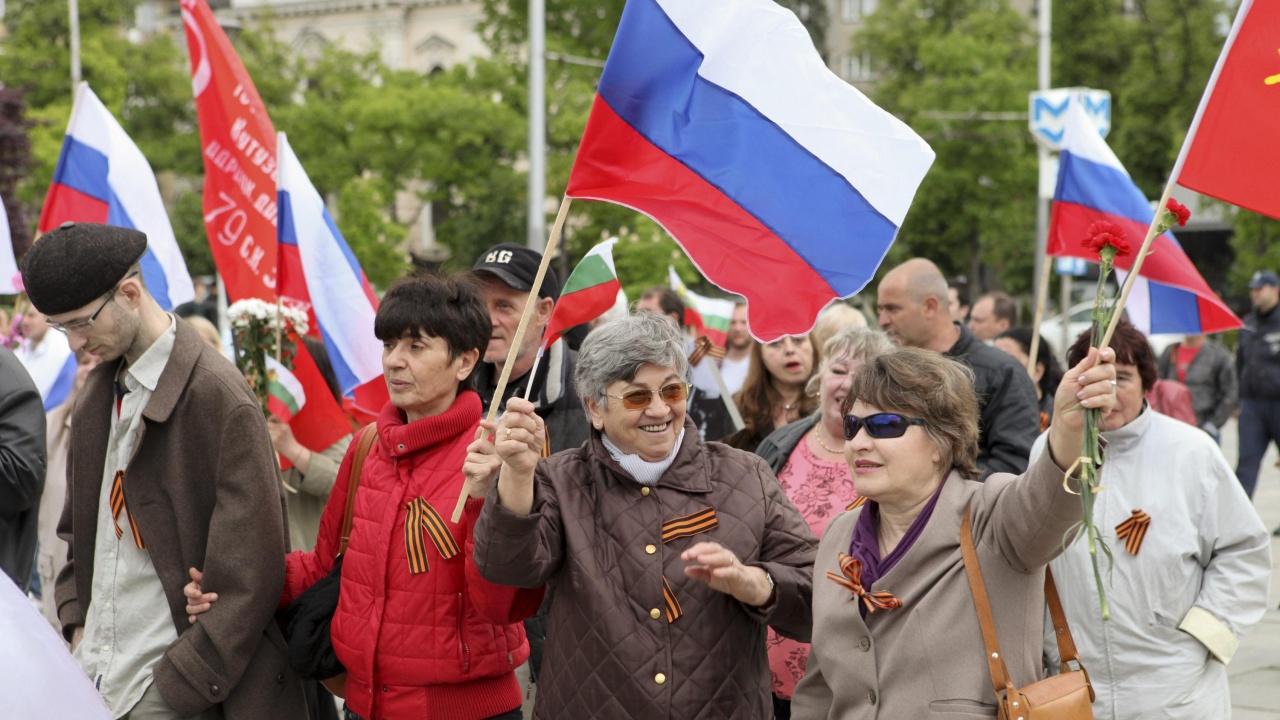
[457,592,471,673]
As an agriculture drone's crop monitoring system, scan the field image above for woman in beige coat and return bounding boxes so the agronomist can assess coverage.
[792,345,1117,719]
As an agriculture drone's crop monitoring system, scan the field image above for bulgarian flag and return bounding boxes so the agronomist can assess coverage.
[668,266,733,347]
[543,238,621,347]
[265,357,307,423]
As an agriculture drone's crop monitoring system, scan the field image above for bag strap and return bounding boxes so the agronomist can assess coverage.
[337,423,378,559]
[1044,566,1084,673]
[959,509,1016,698]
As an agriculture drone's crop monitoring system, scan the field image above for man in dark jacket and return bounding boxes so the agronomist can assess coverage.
[1235,270,1280,498]
[0,346,46,592]
[1157,334,1238,442]
[22,222,306,720]
[877,258,1039,476]
[471,242,589,685]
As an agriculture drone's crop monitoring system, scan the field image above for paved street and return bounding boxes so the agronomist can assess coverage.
[1222,422,1280,719]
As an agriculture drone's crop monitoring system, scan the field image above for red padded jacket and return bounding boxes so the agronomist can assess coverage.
[282,391,543,720]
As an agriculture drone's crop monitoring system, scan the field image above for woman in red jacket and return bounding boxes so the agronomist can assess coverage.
[186,275,542,720]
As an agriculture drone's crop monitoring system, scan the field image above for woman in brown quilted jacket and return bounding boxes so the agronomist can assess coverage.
[471,312,819,719]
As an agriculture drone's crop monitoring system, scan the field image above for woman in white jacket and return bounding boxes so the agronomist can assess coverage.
[1032,320,1271,720]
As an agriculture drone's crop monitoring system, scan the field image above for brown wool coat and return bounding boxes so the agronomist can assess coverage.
[55,319,307,719]
[792,450,1082,719]
[473,418,819,720]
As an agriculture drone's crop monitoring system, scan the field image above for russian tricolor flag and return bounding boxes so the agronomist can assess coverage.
[39,83,194,311]
[565,0,934,342]
[277,133,388,416]
[1048,100,1241,335]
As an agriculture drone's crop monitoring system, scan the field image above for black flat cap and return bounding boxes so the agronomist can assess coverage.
[22,222,148,315]
[471,243,561,300]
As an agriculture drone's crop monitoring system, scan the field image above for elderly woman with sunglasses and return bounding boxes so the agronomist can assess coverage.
[791,345,1118,719]
[471,313,818,720]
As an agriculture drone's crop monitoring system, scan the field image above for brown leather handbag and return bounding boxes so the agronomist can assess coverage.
[960,510,1095,720]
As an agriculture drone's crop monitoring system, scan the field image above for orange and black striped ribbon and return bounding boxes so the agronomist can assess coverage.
[662,575,683,623]
[404,498,460,574]
[662,507,719,544]
[688,336,727,367]
[657,507,718,624]
[845,496,867,512]
[541,425,552,459]
[1115,509,1151,555]
[109,470,145,549]
[826,553,903,613]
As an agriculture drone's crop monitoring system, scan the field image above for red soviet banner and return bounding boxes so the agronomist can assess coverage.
[181,0,353,453]
[182,0,279,302]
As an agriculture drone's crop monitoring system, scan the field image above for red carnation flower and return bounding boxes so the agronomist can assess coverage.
[1084,221,1131,259]
[1165,198,1191,227]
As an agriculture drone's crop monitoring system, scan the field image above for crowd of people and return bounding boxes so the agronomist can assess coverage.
[0,220,1273,720]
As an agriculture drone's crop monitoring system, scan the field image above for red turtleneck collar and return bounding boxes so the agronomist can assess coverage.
[377,390,482,460]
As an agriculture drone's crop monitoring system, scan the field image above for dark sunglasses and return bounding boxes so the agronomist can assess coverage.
[843,413,926,440]
[606,382,691,410]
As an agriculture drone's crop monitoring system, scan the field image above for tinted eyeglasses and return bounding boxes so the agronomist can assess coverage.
[606,382,691,410]
[46,271,140,335]
[843,413,926,440]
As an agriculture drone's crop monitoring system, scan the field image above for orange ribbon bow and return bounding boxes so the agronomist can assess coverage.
[404,498,460,574]
[688,336,727,367]
[1115,509,1151,555]
[657,507,719,623]
[826,552,903,613]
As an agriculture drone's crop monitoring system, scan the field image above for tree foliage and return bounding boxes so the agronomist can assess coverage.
[856,0,1040,293]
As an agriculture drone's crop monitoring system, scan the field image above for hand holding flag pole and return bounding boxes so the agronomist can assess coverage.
[452,196,574,522]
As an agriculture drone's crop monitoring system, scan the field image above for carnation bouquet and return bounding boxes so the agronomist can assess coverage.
[228,298,309,416]
[1070,198,1191,620]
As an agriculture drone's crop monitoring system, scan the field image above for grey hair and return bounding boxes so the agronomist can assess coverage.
[576,313,691,415]
[805,326,895,397]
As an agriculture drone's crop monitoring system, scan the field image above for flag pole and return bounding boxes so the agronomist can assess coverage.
[453,195,573,522]
[1096,182,1175,352]
[1027,255,1054,376]
[521,344,547,402]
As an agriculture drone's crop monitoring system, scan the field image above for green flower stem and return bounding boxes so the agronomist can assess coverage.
[1077,246,1117,621]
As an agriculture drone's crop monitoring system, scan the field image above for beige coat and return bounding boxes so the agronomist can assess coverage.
[792,450,1081,719]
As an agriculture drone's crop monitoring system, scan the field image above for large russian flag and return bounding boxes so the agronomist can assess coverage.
[1047,100,1241,335]
[277,133,388,416]
[565,0,934,343]
[38,83,194,311]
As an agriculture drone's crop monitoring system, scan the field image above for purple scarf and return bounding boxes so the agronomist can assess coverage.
[847,476,948,617]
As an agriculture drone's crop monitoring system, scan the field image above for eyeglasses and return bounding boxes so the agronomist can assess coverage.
[606,382,691,410]
[843,413,926,440]
[46,271,139,335]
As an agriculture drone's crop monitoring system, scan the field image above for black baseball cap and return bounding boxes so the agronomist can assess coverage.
[471,243,561,300]
[1249,270,1279,289]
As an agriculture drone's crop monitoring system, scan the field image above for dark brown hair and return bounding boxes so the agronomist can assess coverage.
[1065,318,1156,393]
[843,346,981,479]
[374,273,490,391]
[729,335,821,448]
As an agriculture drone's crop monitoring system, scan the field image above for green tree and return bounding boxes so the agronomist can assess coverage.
[857,0,1040,292]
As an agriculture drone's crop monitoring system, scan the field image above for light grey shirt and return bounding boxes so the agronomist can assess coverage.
[74,317,180,719]
[1031,409,1271,720]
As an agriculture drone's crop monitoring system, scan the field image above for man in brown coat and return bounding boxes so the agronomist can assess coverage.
[22,222,306,720]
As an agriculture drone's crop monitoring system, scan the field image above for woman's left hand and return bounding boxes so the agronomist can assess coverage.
[463,420,502,499]
[682,542,774,607]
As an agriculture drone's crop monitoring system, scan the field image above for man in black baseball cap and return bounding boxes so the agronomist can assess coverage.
[469,242,585,684]
[22,222,308,718]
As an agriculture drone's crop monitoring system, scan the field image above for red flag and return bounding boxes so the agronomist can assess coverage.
[1174,0,1280,219]
[182,0,351,453]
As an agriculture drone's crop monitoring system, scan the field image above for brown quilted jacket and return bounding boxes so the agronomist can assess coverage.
[473,419,818,719]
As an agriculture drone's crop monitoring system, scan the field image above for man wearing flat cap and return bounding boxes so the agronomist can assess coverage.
[469,242,589,685]
[23,223,306,720]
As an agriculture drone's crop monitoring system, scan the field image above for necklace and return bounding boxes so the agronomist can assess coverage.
[813,424,843,454]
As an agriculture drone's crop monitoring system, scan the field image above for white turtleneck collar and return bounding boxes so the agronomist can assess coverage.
[601,428,686,486]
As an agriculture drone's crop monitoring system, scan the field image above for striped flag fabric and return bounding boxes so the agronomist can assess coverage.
[0,197,19,295]
[543,238,621,348]
[276,133,389,416]
[16,330,77,411]
[38,83,194,311]
[1047,100,1241,335]
[265,356,307,422]
[668,267,733,347]
[565,0,934,342]
[1172,0,1280,220]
